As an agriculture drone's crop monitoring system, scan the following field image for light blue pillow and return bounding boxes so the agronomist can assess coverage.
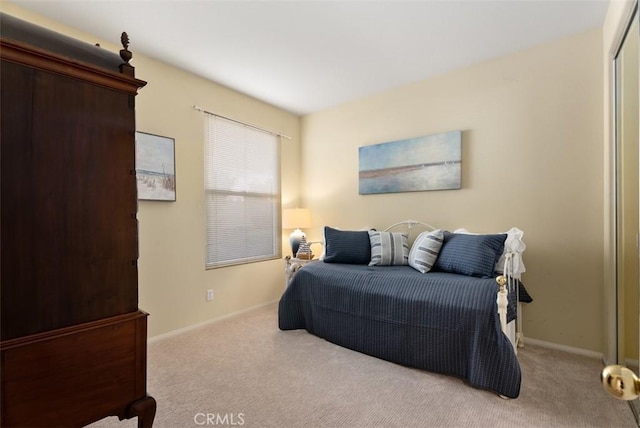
[368,231,409,266]
[408,229,444,273]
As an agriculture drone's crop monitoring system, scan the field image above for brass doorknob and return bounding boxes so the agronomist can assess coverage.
[601,365,640,400]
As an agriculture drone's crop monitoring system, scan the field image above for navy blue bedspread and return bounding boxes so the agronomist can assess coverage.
[278,262,521,398]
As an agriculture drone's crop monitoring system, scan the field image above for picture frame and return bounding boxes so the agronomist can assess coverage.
[135,131,176,201]
[358,130,462,195]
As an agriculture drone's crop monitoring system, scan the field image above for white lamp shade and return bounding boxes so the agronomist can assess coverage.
[282,208,312,230]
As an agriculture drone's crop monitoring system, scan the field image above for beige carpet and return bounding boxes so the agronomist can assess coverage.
[89,304,636,428]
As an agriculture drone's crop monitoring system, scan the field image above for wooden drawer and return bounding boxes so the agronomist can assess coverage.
[1,311,148,427]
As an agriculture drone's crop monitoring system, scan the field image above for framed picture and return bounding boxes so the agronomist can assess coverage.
[135,131,176,201]
[358,130,462,195]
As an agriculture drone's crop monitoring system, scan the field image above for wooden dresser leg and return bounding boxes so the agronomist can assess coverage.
[125,395,157,428]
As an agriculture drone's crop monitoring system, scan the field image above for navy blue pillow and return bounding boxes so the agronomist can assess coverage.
[518,280,533,303]
[433,232,506,278]
[323,227,371,264]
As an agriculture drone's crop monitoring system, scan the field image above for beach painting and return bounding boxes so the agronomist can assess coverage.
[135,131,176,201]
[359,130,462,194]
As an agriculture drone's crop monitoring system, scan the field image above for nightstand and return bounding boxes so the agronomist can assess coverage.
[284,256,317,287]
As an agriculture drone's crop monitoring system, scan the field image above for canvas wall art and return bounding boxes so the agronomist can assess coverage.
[359,130,462,195]
[135,131,176,201]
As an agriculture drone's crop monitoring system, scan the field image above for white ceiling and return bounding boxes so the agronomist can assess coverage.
[9,0,609,115]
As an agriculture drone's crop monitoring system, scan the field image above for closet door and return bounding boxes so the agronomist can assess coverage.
[615,6,639,380]
[603,4,640,426]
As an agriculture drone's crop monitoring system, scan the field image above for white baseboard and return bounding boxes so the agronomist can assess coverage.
[625,358,639,370]
[524,337,603,360]
[148,299,279,343]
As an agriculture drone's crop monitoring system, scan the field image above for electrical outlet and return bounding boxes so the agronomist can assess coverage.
[206,289,214,302]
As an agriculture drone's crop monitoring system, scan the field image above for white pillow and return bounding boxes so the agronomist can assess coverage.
[408,229,444,273]
[368,231,409,266]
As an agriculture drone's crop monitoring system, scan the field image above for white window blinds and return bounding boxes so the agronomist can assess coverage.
[204,115,281,268]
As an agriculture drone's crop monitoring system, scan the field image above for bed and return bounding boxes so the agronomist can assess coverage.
[278,221,528,398]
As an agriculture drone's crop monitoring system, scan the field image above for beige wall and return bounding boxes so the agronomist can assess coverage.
[301,29,604,352]
[1,3,302,338]
[133,59,300,338]
[3,2,620,352]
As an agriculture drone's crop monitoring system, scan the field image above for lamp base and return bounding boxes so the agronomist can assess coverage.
[289,229,306,257]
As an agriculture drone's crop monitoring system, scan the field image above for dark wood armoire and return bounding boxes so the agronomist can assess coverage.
[0,13,155,428]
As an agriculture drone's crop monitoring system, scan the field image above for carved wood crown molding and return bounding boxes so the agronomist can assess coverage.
[0,38,146,94]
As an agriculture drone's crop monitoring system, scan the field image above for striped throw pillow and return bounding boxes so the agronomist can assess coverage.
[408,229,444,273]
[368,231,409,266]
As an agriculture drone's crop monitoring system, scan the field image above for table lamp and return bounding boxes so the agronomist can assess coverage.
[282,208,312,257]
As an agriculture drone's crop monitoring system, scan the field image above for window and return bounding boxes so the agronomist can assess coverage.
[204,115,281,268]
